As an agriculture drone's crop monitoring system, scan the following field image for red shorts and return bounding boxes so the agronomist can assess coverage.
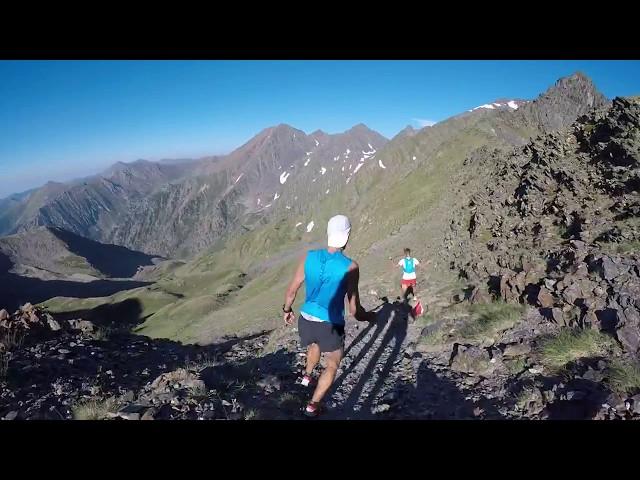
[401,279,417,287]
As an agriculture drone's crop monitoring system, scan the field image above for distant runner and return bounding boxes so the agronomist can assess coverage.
[396,248,427,317]
[398,248,420,300]
[283,214,376,418]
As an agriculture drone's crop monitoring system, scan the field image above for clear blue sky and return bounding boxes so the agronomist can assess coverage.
[1,60,639,195]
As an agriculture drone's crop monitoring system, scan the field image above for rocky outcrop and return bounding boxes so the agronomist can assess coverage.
[446,97,640,358]
[514,72,609,132]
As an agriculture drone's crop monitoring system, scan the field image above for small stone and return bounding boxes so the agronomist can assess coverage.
[570,240,587,250]
[57,349,70,354]
[141,408,157,420]
[373,404,391,414]
[0,309,9,321]
[4,411,18,420]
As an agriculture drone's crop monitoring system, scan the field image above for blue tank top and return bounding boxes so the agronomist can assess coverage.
[301,249,353,325]
[403,257,415,274]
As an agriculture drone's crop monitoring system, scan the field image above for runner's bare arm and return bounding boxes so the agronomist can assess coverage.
[346,262,375,322]
[283,253,306,324]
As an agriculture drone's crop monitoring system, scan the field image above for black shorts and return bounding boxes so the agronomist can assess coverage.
[298,316,345,353]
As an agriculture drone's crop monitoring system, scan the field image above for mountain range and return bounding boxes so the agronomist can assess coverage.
[5,71,640,421]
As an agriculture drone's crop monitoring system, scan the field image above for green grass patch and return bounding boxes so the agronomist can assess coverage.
[538,329,613,370]
[418,323,451,347]
[614,240,640,255]
[458,301,525,341]
[417,312,437,327]
[607,359,640,396]
[57,254,96,274]
[72,397,121,420]
[0,328,24,378]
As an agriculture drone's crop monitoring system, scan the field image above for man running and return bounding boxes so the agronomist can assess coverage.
[398,248,420,302]
[283,214,375,417]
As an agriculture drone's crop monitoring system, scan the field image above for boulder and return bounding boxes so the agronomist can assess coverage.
[450,345,494,376]
[21,303,34,313]
[617,321,640,355]
[537,287,555,308]
[46,317,61,332]
[551,307,565,324]
[500,271,525,303]
[591,255,623,281]
[562,282,584,306]
[503,342,532,358]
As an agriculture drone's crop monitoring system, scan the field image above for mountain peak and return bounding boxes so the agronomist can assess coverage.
[347,123,372,132]
[393,125,418,140]
[552,71,601,95]
[255,123,307,141]
[268,123,304,135]
[515,72,608,132]
[540,72,603,102]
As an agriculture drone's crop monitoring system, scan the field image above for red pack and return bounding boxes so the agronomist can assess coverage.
[412,300,424,317]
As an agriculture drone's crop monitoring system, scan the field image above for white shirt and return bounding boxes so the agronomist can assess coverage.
[398,257,420,280]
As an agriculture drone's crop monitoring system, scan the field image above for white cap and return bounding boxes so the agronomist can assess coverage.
[327,214,351,248]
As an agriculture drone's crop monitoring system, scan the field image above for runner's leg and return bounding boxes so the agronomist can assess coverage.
[306,343,320,375]
[311,348,343,403]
